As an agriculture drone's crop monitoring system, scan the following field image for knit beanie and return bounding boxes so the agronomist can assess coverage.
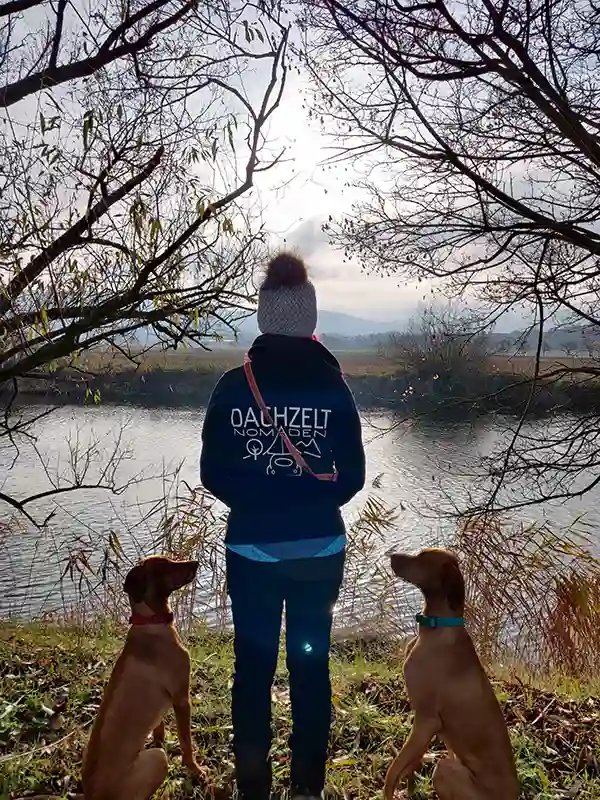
[257,252,318,337]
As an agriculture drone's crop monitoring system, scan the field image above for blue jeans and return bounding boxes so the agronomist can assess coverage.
[226,549,345,799]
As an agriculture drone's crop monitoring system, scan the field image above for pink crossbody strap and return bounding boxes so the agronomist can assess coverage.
[243,353,338,483]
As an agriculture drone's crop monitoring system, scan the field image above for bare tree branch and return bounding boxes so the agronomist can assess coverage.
[0,146,164,315]
[48,0,67,70]
[1,0,196,107]
[0,0,42,17]
[304,0,600,509]
[0,0,289,519]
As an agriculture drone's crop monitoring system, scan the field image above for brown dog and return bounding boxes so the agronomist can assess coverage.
[80,555,204,799]
[384,548,519,800]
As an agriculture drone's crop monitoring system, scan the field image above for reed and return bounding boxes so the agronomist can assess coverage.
[2,481,600,678]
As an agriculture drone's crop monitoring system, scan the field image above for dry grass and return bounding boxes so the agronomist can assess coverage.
[48,487,403,637]
[4,483,600,677]
[67,346,598,381]
[71,346,400,378]
[487,354,599,379]
[454,515,600,677]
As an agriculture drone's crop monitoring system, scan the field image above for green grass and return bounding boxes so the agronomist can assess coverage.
[1,624,599,799]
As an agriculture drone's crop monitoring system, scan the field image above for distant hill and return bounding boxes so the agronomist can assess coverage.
[120,313,600,357]
[233,310,402,341]
[126,309,403,348]
[487,325,600,356]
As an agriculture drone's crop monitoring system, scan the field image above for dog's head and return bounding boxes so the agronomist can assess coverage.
[390,548,465,613]
[123,555,199,610]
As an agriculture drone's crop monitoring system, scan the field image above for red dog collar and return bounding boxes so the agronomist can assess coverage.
[129,612,174,626]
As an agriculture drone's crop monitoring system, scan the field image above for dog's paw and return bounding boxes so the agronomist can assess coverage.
[183,757,210,779]
[383,780,408,800]
[384,790,408,800]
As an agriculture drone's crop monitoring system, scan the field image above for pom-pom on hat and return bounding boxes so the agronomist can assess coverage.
[257,252,317,338]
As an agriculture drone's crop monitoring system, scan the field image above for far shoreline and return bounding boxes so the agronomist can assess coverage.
[9,347,600,417]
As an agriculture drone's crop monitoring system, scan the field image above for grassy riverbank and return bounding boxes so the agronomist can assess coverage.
[1,623,599,799]
[44,344,600,379]
[14,346,600,414]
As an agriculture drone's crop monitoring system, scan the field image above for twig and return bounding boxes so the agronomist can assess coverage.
[0,723,89,764]
[531,695,556,727]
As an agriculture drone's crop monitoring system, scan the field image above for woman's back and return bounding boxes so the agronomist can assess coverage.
[200,332,364,546]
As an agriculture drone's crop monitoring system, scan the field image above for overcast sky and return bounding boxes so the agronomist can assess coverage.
[6,4,527,330]
[249,71,428,324]
[244,65,532,334]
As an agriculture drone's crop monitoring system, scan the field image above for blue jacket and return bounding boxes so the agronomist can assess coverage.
[200,334,366,548]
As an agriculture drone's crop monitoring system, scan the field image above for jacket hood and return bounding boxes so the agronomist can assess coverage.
[248,334,342,374]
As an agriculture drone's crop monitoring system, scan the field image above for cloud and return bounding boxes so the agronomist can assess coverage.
[252,82,536,331]
[282,218,328,262]
[272,215,428,321]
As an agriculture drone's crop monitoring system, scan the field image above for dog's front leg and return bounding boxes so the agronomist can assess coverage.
[384,713,440,800]
[173,694,204,778]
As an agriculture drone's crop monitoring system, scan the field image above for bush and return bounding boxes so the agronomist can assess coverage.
[384,305,491,401]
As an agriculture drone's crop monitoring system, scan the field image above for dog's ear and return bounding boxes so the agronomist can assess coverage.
[123,563,147,603]
[440,559,465,612]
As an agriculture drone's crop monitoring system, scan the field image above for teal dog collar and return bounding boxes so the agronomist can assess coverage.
[416,613,464,629]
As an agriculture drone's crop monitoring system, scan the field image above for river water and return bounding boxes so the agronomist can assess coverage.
[0,405,598,622]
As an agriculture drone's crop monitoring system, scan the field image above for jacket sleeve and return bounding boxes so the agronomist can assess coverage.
[331,378,366,506]
[200,375,237,507]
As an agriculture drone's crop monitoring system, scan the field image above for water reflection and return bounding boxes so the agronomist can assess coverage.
[0,405,598,619]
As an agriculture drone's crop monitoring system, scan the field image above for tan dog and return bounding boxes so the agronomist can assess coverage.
[81,555,204,799]
[384,548,518,800]
[18,557,203,800]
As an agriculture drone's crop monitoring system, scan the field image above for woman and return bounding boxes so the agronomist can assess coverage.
[200,252,365,800]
